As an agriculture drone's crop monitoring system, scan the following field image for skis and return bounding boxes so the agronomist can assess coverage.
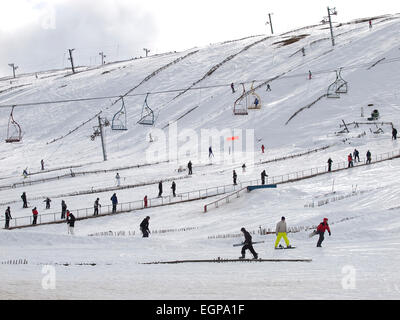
[233,241,265,247]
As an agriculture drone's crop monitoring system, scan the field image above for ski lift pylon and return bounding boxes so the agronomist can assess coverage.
[111,97,128,131]
[5,106,22,143]
[138,93,155,126]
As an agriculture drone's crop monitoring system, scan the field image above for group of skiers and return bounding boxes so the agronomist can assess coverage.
[239,216,332,259]
[328,149,373,172]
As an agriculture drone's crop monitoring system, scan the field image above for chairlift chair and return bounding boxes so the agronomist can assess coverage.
[138,93,155,126]
[233,84,249,115]
[5,106,22,143]
[335,68,348,94]
[247,81,262,110]
[111,97,128,131]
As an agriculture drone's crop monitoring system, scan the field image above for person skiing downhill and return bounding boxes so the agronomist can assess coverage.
[275,216,291,249]
[239,227,258,260]
[316,218,331,247]
[140,216,151,238]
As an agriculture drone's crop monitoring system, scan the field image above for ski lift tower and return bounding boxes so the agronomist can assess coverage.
[327,7,338,46]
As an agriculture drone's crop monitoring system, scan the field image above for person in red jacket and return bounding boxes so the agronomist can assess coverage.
[261,145,265,153]
[32,207,38,225]
[347,153,353,168]
[316,218,331,247]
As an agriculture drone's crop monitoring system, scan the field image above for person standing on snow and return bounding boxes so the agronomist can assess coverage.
[41,159,45,171]
[21,192,28,208]
[4,207,12,229]
[327,158,333,172]
[144,195,148,208]
[209,146,214,158]
[32,207,38,225]
[242,163,246,173]
[187,161,193,175]
[274,216,291,249]
[366,150,372,164]
[67,211,76,235]
[347,153,354,168]
[61,200,67,219]
[239,227,258,260]
[316,218,331,247]
[43,197,51,209]
[308,70,312,80]
[171,181,176,197]
[392,127,397,140]
[158,181,163,197]
[110,193,118,213]
[93,198,101,216]
[353,149,360,163]
[261,170,268,185]
[266,84,271,92]
[140,216,151,238]
[233,170,237,185]
[115,172,121,187]
[230,83,235,93]
[261,145,265,153]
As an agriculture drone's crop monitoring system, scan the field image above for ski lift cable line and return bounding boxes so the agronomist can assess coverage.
[1,56,400,109]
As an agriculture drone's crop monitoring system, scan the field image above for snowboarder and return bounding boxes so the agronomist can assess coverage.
[353,149,360,163]
[4,207,11,229]
[242,163,246,173]
[392,127,397,140]
[171,181,176,197]
[308,70,312,80]
[41,159,45,171]
[110,193,118,213]
[115,172,121,187]
[140,216,151,238]
[158,181,163,197]
[327,158,333,172]
[261,170,268,185]
[43,197,51,209]
[67,211,76,235]
[61,200,67,219]
[261,144,265,153]
[366,150,372,164]
[32,207,38,225]
[239,227,258,259]
[144,195,148,208]
[316,218,331,247]
[187,161,193,175]
[265,84,271,92]
[230,83,235,93]
[274,216,291,249]
[94,198,101,216]
[233,170,237,185]
[209,146,214,158]
[21,192,28,208]
[347,153,354,168]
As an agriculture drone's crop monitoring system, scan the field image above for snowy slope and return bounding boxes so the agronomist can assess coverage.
[1,14,400,299]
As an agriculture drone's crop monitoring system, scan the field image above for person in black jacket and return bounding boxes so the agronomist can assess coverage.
[94,198,101,216]
[4,207,12,229]
[110,193,118,213]
[233,170,237,185]
[44,197,51,209]
[61,200,67,219]
[187,161,193,175]
[171,181,176,197]
[261,170,268,185]
[392,127,397,140]
[327,158,333,172]
[158,181,163,197]
[67,211,76,235]
[239,227,258,259]
[140,216,151,238]
[21,192,28,208]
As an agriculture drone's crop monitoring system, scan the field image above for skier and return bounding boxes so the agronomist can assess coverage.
[209,146,214,158]
[67,211,76,235]
[140,216,151,238]
[187,160,193,175]
[230,83,235,93]
[43,197,51,209]
[61,200,67,219]
[144,195,148,208]
[4,207,12,229]
[110,193,118,213]
[115,172,121,187]
[233,170,237,185]
[353,149,360,163]
[261,170,268,185]
[308,70,312,80]
[366,150,372,164]
[41,159,45,171]
[347,153,353,168]
[301,47,305,56]
[93,198,101,216]
[369,19,372,29]
[21,192,28,208]
[239,227,258,260]
[171,181,176,197]
[261,144,265,153]
[254,97,259,108]
[392,127,397,140]
[158,181,163,197]
[32,207,38,225]
[242,163,246,173]
[22,168,28,178]
[316,218,331,247]
[327,158,333,172]
[274,216,291,249]
[265,84,271,92]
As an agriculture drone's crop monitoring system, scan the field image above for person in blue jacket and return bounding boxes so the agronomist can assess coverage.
[110,193,118,213]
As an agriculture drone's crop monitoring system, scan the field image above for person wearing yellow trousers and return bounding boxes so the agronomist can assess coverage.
[275,216,291,248]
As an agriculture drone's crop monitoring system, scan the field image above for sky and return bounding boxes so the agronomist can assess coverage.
[0,0,398,77]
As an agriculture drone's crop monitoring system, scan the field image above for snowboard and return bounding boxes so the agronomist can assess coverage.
[274,245,296,250]
[309,230,318,238]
